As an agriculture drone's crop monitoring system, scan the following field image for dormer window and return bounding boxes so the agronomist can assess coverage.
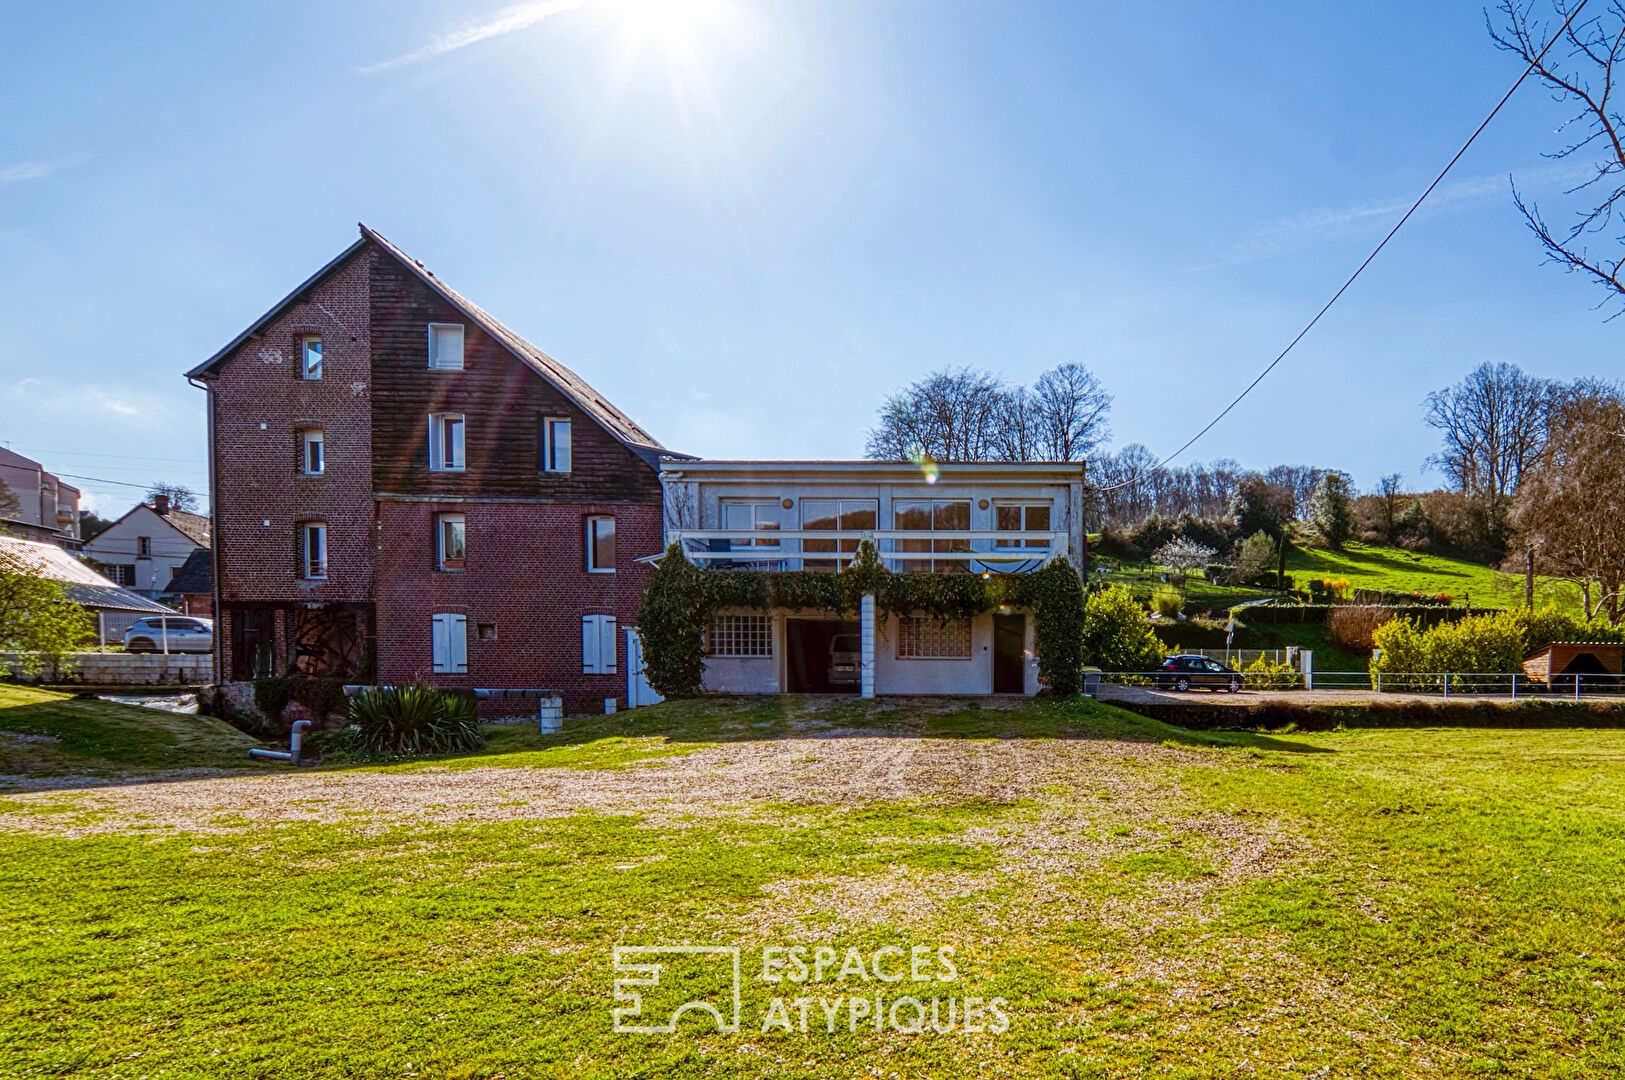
[301,336,323,380]
[428,323,464,370]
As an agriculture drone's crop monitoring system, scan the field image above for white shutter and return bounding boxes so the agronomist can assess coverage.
[449,614,468,674]
[600,615,618,675]
[582,615,599,673]
[431,614,449,673]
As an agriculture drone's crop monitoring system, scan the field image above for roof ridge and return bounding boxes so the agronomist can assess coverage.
[358,224,667,452]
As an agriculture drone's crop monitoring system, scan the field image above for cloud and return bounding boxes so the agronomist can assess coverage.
[1199,162,1592,271]
[0,159,65,185]
[359,0,589,73]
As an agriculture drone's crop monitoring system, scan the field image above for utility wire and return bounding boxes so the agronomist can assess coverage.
[1097,0,1592,493]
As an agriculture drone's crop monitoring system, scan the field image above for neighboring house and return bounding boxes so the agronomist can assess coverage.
[165,549,214,618]
[0,448,81,548]
[0,535,172,643]
[660,459,1087,696]
[186,225,683,711]
[81,495,210,599]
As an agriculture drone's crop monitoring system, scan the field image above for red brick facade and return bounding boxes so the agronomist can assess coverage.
[193,230,671,713]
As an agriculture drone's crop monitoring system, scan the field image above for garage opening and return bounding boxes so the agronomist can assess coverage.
[785,618,860,694]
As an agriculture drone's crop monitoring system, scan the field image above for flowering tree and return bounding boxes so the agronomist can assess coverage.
[1151,537,1217,589]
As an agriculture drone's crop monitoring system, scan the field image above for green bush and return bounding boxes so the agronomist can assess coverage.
[1082,585,1164,673]
[1242,655,1300,690]
[1150,590,1183,619]
[340,684,484,759]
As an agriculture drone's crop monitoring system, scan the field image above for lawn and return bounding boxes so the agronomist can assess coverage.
[1287,541,1586,611]
[2,688,1624,1077]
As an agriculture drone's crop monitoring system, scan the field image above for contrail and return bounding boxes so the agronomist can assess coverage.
[359,0,590,74]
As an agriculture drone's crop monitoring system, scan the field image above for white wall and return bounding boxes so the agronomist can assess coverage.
[698,608,1040,696]
[82,507,202,597]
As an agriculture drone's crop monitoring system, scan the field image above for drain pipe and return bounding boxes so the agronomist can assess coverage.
[249,719,312,765]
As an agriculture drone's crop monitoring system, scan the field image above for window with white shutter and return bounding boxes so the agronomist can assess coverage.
[582,614,618,675]
[428,323,465,370]
[432,613,468,674]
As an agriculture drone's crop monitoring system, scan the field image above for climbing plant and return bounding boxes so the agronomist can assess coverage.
[638,539,1091,697]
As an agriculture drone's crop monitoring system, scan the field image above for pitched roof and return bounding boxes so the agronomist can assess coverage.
[91,502,211,549]
[0,536,172,614]
[187,225,676,462]
[166,549,212,594]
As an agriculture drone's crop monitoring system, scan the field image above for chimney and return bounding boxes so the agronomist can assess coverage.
[154,494,170,515]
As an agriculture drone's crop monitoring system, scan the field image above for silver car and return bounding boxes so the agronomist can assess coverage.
[124,616,214,654]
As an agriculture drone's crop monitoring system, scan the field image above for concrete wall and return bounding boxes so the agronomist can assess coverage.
[1,651,215,684]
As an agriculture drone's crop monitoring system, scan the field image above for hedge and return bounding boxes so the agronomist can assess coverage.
[1233,604,1500,627]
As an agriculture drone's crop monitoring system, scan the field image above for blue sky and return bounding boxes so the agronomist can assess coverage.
[2,0,1618,515]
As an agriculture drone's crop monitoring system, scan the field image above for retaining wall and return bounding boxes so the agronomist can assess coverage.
[1,651,215,685]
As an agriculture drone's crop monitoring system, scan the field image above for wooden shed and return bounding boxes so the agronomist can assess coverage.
[1522,642,1625,684]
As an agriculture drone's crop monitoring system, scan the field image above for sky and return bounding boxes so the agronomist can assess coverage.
[2,0,1620,516]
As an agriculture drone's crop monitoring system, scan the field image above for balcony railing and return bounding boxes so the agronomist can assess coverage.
[666,530,1067,573]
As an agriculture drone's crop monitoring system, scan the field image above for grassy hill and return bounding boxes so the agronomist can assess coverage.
[0,684,261,777]
[1095,539,1585,616]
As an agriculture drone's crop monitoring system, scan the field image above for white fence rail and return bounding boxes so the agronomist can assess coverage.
[668,529,1066,573]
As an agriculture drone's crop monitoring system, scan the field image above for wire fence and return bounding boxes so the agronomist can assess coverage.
[1095,670,1625,700]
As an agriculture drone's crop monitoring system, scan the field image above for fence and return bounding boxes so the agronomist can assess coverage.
[1099,668,1625,700]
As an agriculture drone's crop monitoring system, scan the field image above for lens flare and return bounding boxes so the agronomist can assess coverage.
[908,448,940,485]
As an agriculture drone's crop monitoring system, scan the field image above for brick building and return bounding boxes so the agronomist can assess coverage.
[186,225,682,712]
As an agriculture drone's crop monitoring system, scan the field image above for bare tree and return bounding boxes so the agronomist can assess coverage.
[990,386,1039,462]
[1377,473,1405,541]
[865,368,1008,461]
[1263,464,1330,519]
[145,482,200,514]
[1032,363,1112,461]
[1514,382,1625,622]
[1423,362,1554,517]
[1491,1,1625,310]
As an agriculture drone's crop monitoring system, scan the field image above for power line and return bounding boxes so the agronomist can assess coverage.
[1098,0,1592,493]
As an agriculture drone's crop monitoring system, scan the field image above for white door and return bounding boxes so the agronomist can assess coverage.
[625,627,662,708]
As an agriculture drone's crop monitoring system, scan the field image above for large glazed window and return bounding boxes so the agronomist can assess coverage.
[802,498,878,571]
[893,499,971,573]
[995,503,1051,549]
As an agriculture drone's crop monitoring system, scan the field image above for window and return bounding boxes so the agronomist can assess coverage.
[136,536,152,557]
[581,613,618,674]
[540,417,572,473]
[428,323,464,370]
[995,503,1051,549]
[300,522,328,579]
[801,499,878,572]
[301,430,325,476]
[708,615,772,657]
[437,513,466,570]
[428,413,465,471]
[893,500,971,573]
[301,336,323,380]
[896,617,973,659]
[107,565,134,586]
[431,613,468,674]
[477,622,497,642]
[722,502,780,546]
[587,515,616,573]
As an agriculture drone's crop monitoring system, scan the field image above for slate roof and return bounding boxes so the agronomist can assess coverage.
[92,502,211,549]
[0,536,172,614]
[186,225,679,464]
[165,549,212,595]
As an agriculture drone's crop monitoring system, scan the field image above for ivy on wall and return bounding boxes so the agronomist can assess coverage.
[636,540,1087,698]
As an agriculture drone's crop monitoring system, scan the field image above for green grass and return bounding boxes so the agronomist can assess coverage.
[3,694,1625,1076]
[0,684,260,776]
[1287,540,1585,611]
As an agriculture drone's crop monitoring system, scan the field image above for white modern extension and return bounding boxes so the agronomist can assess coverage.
[658,460,1087,698]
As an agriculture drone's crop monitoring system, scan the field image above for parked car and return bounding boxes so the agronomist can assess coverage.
[123,616,214,654]
[828,633,861,688]
[1155,654,1241,693]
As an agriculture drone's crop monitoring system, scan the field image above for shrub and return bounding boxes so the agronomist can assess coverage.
[343,684,484,759]
[1328,605,1395,652]
[1233,530,1276,582]
[1082,585,1165,672]
[1370,609,1533,688]
[1243,655,1300,690]
[1150,590,1183,619]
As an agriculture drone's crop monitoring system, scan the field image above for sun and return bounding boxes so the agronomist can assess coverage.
[602,0,732,58]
